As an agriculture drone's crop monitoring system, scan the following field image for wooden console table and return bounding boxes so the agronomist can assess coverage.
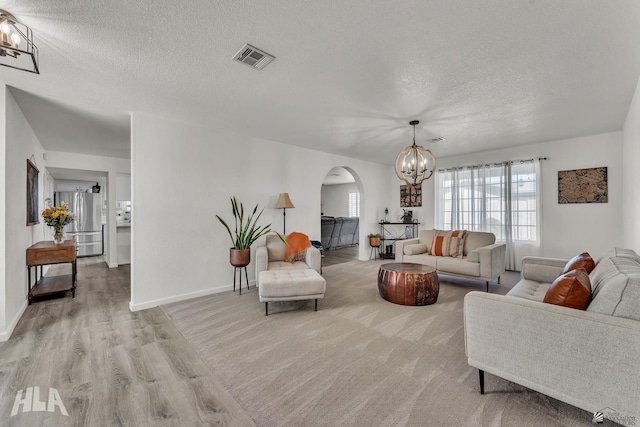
[27,240,77,304]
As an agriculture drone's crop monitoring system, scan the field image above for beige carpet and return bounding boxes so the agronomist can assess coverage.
[162,261,600,427]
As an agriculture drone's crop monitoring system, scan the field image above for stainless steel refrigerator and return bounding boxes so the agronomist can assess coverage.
[55,192,104,257]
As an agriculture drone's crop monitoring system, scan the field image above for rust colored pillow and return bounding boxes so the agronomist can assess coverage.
[543,268,592,310]
[562,252,595,274]
[284,232,311,262]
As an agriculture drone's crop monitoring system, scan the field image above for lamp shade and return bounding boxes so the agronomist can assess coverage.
[275,193,295,209]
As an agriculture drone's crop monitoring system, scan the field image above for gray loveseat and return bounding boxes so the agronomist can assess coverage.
[395,229,506,291]
[464,248,640,425]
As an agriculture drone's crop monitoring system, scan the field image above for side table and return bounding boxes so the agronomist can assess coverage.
[27,240,77,304]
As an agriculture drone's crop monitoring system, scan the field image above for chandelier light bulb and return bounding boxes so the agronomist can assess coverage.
[0,20,10,34]
[10,32,19,47]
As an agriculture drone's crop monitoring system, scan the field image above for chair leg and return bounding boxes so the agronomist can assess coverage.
[315,299,318,311]
[498,276,501,284]
[265,302,268,316]
[479,370,485,394]
[486,281,489,292]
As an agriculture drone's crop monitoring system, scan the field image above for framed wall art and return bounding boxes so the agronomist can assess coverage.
[27,158,39,225]
[400,184,422,207]
[558,166,607,204]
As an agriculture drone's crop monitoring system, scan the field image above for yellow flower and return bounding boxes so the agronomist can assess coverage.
[51,212,60,218]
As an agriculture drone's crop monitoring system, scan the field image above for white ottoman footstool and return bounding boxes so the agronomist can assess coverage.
[258,269,326,316]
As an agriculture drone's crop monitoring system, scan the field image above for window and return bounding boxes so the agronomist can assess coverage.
[348,192,360,217]
[436,161,538,242]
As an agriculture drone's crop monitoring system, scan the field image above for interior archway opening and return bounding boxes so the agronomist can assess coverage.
[320,166,364,265]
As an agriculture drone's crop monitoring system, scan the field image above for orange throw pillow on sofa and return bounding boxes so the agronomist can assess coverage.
[285,232,311,262]
[562,252,595,274]
[543,268,592,310]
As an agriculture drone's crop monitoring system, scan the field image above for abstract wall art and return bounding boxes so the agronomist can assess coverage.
[558,166,608,204]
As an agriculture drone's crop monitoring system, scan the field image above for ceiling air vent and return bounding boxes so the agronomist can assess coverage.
[232,44,275,70]
[427,137,446,143]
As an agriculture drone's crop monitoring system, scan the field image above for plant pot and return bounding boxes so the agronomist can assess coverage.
[230,248,250,267]
[369,237,380,247]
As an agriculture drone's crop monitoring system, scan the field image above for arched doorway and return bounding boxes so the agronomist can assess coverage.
[320,166,365,265]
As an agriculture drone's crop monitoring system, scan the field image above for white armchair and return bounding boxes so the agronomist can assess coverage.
[256,234,322,286]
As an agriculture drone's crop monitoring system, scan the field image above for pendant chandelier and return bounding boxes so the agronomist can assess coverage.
[0,9,39,74]
[395,120,436,187]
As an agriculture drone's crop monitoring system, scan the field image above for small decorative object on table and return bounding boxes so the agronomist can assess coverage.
[41,202,76,244]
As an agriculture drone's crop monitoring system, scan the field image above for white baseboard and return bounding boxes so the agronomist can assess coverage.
[128,281,255,312]
[0,300,28,342]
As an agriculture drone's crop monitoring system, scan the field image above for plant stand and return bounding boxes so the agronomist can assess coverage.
[234,266,249,295]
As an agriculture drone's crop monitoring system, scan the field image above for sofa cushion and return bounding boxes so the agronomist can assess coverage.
[450,230,467,258]
[404,243,427,255]
[418,229,437,251]
[429,235,463,257]
[596,247,640,264]
[467,251,480,263]
[267,261,313,271]
[266,235,286,261]
[587,257,640,321]
[506,279,551,302]
[543,268,591,310]
[403,254,438,268]
[562,252,595,275]
[589,256,640,298]
[463,232,495,256]
[436,256,480,277]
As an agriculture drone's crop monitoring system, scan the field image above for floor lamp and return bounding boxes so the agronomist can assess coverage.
[275,193,295,234]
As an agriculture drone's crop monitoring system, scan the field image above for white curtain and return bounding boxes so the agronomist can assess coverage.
[436,159,542,271]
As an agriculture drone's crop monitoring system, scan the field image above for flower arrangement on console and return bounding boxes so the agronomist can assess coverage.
[41,202,76,244]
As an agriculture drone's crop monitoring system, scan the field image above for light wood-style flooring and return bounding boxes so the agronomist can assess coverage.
[322,245,360,267]
[0,258,255,426]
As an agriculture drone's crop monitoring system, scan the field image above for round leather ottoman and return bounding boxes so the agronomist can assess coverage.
[377,263,439,306]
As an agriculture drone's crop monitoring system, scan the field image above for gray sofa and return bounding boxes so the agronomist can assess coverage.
[395,229,506,291]
[464,248,640,425]
[320,216,359,251]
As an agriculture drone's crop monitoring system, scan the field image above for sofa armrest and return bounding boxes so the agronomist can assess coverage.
[476,243,506,281]
[305,246,322,275]
[464,292,640,420]
[255,245,268,285]
[395,238,420,262]
[520,256,567,283]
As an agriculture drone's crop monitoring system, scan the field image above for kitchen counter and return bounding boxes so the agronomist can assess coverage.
[116,224,131,264]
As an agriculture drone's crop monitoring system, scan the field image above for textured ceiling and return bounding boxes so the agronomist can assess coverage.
[2,1,640,163]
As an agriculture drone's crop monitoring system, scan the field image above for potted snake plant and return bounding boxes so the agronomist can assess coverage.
[216,197,285,267]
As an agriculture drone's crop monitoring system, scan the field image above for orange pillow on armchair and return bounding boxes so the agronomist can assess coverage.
[285,232,311,262]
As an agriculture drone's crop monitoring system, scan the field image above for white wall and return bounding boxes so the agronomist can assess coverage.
[424,131,623,261]
[622,75,640,253]
[116,173,131,201]
[45,151,130,268]
[321,183,358,217]
[130,113,393,310]
[1,86,47,341]
[0,85,6,337]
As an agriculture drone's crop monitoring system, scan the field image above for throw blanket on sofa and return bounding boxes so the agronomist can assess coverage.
[285,232,311,262]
